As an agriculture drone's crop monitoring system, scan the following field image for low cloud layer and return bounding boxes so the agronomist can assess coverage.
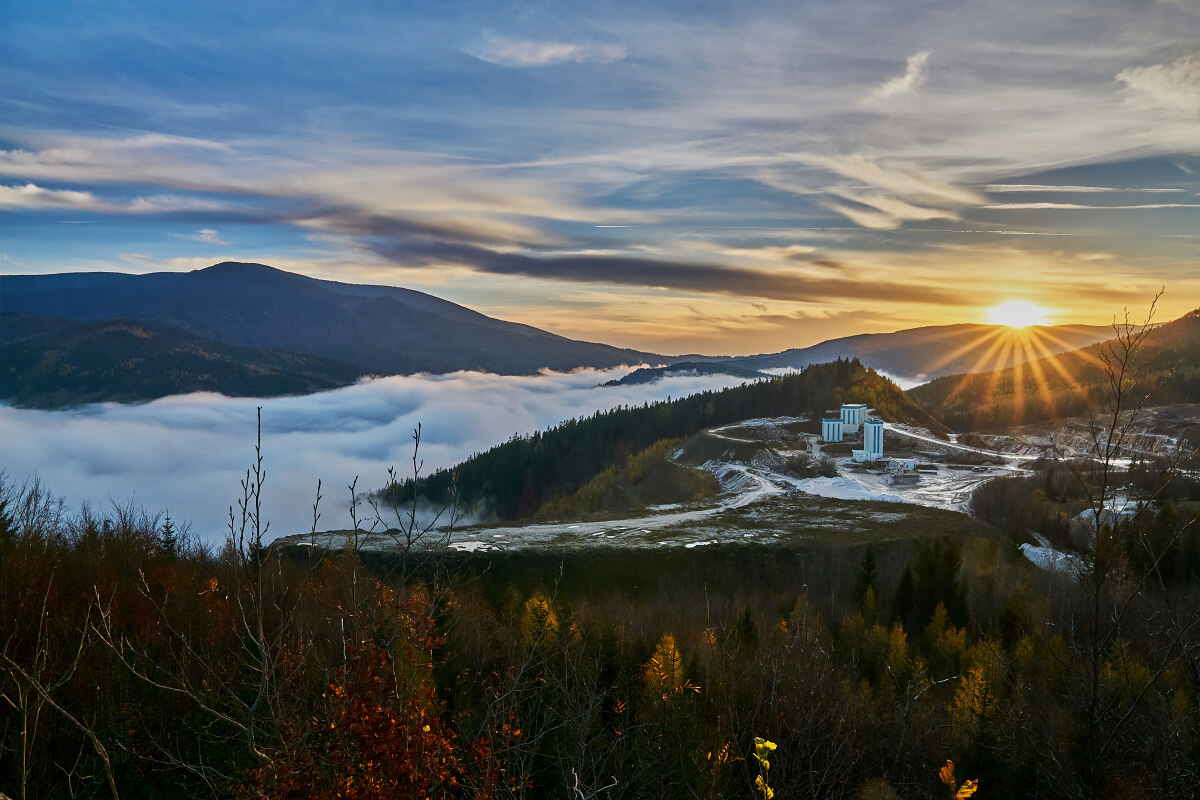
[0,370,751,545]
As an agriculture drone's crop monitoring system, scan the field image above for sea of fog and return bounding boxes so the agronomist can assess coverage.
[0,368,752,545]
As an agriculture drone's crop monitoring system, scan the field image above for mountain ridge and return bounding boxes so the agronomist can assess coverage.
[727,321,1114,382]
[909,309,1200,431]
[2,262,661,378]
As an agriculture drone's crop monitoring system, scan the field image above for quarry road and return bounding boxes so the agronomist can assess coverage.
[883,423,1041,462]
[442,463,782,552]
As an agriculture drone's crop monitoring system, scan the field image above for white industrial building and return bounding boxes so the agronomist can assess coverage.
[840,403,868,433]
[824,404,887,463]
[822,417,843,442]
[863,418,883,458]
[823,403,870,443]
[852,418,885,462]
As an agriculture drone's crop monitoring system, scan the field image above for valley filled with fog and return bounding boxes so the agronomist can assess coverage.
[0,368,750,544]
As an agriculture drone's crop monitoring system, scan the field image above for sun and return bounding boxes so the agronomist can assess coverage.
[986,300,1050,328]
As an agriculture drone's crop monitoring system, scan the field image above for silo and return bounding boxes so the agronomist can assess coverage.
[863,418,884,459]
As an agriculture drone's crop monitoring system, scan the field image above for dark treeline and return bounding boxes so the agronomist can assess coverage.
[386,359,946,520]
[910,309,1200,431]
[3,471,1199,799]
[970,460,1200,584]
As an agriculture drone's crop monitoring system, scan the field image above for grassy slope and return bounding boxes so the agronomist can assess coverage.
[533,438,719,520]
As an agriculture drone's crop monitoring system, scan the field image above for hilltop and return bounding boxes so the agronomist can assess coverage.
[910,309,1200,431]
[387,358,946,521]
[2,262,659,386]
[728,322,1112,383]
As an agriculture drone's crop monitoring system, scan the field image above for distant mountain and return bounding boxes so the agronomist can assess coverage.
[2,262,661,379]
[0,313,367,407]
[727,323,1113,383]
[602,361,766,387]
[909,310,1200,431]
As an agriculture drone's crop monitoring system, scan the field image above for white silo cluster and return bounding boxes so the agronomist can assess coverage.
[822,403,886,462]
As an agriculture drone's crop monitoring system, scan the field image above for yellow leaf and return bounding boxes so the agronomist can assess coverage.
[956,779,979,798]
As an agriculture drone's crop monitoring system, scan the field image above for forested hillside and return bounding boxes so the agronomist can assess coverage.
[5,467,1198,799]
[0,313,367,407]
[910,309,1200,431]
[393,359,947,520]
[4,262,660,377]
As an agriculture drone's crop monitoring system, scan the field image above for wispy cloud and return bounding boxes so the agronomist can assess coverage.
[794,153,981,207]
[782,153,980,229]
[984,201,1200,209]
[986,184,1186,193]
[365,237,971,305]
[0,182,225,213]
[0,183,100,210]
[863,51,932,103]
[468,35,627,67]
[1117,53,1200,115]
[177,228,229,244]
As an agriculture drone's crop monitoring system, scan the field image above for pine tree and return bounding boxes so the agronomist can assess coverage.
[159,512,178,558]
[855,545,878,605]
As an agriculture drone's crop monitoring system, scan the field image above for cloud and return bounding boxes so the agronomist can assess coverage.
[863,51,932,103]
[1117,53,1200,115]
[795,154,981,206]
[367,238,970,305]
[0,183,103,210]
[0,369,750,544]
[984,201,1200,209]
[182,228,229,244]
[0,182,226,214]
[468,35,627,66]
[0,134,242,192]
[825,192,957,228]
[986,184,1186,193]
[781,153,980,229]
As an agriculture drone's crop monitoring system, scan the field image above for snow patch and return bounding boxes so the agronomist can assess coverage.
[449,540,494,553]
[791,476,909,504]
[1020,543,1084,574]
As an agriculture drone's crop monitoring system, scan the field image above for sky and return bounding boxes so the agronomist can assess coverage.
[0,369,751,543]
[1,0,1198,355]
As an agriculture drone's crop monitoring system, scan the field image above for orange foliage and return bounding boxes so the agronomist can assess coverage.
[243,592,494,800]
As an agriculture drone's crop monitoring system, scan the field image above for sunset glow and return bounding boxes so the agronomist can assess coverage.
[1,2,1197,353]
[987,301,1051,328]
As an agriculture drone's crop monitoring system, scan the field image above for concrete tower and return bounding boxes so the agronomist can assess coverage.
[863,418,884,459]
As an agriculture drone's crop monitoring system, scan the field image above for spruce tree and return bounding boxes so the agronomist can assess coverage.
[160,512,178,558]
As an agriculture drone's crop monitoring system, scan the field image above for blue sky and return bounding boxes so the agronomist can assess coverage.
[1,0,1198,354]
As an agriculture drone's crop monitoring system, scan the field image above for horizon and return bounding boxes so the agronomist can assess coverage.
[4,258,1143,358]
[2,1,1198,355]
